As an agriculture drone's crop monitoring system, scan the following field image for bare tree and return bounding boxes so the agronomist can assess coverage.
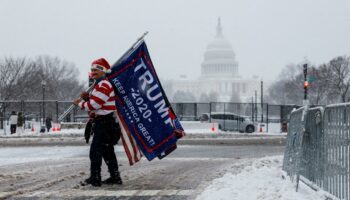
[0,57,31,128]
[34,55,84,100]
[268,56,350,105]
[0,57,29,101]
[327,56,350,103]
[0,56,84,101]
[307,64,331,104]
[267,63,303,105]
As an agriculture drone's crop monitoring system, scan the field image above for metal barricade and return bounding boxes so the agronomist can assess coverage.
[284,103,350,200]
[323,103,350,200]
[301,107,324,188]
[282,106,305,183]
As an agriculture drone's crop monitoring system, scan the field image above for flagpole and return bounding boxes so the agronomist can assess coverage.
[112,31,149,66]
[58,32,148,122]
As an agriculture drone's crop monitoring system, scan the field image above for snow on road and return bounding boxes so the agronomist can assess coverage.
[0,130,321,200]
[196,156,324,200]
[0,145,323,199]
[0,146,124,166]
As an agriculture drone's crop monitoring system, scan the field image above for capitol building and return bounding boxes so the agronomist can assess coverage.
[164,19,266,103]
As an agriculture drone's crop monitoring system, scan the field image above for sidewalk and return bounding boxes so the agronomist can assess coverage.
[0,131,286,146]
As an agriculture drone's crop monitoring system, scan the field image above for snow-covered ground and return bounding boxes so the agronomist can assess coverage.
[0,125,321,199]
[0,147,323,199]
[196,156,325,200]
[0,120,285,136]
[0,123,285,137]
[0,123,84,137]
[181,121,283,135]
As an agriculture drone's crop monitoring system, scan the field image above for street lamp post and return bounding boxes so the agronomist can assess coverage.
[41,80,46,125]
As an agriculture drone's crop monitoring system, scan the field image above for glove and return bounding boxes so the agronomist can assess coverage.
[89,112,95,119]
[80,92,89,101]
[84,121,92,144]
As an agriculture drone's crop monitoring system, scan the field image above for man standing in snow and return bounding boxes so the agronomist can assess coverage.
[9,111,18,134]
[45,116,52,132]
[73,58,122,187]
[17,112,24,134]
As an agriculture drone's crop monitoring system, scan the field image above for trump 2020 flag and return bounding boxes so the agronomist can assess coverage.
[108,40,185,164]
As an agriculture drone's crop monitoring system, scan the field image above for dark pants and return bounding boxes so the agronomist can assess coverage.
[90,117,119,176]
[10,124,16,134]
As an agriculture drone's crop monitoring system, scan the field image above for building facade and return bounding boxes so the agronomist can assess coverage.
[165,18,266,103]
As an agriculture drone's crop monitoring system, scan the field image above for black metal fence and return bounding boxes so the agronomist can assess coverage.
[171,102,299,132]
[172,102,298,121]
[0,100,300,132]
[0,100,84,129]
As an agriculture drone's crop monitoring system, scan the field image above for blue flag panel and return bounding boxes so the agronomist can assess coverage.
[108,41,184,161]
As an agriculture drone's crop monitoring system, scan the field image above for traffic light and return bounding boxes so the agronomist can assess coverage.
[303,63,308,101]
[303,64,307,78]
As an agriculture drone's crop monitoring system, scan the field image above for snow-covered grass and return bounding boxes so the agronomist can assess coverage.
[0,127,84,137]
[0,127,286,138]
[0,129,84,137]
[196,156,325,200]
[1,120,286,137]
[0,121,84,136]
[181,121,285,135]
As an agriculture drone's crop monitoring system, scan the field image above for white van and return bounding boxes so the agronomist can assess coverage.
[200,112,256,133]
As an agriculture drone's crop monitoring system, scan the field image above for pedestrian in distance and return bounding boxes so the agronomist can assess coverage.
[73,58,122,187]
[17,112,24,135]
[45,116,52,132]
[8,111,18,134]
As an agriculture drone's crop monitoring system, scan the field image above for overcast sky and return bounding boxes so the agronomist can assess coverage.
[1,0,350,83]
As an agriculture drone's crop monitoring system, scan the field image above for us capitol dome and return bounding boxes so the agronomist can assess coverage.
[164,18,264,103]
[200,18,239,79]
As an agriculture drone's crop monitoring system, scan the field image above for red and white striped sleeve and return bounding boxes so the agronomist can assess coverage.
[78,80,114,112]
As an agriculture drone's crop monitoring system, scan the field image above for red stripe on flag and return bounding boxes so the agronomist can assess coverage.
[117,112,140,165]
[125,122,138,161]
[120,132,133,165]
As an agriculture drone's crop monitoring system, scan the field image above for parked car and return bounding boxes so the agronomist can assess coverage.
[200,112,256,133]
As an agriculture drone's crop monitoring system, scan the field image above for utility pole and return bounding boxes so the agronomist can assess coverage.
[261,81,263,122]
[303,63,309,106]
[255,90,258,122]
[41,80,46,125]
[251,97,254,122]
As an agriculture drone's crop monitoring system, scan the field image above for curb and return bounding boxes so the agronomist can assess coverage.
[0,136,286,146]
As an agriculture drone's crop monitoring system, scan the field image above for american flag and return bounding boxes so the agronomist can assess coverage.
[116,114,142,165]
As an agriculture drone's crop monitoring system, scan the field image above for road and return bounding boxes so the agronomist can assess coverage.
[0,145,285,200]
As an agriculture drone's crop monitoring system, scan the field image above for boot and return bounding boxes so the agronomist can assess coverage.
[102,171,122,185]
[80,172,101,187]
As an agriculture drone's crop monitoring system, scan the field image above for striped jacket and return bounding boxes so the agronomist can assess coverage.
[79,77,142,165]
[78,78,116,115]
